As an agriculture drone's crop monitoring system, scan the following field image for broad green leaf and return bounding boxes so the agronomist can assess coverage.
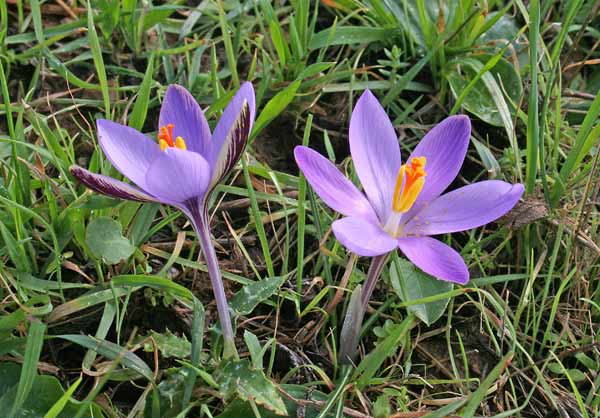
[143,330,191,359]
[216,359,287,416]
[143,368,190,417]
[229,276,286,316]
[0,363,102,418]
[390,257,453,326]
[446,54,522,126]
[85,217,135,264]
[216,384,328,418]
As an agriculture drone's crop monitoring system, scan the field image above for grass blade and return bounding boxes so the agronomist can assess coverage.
[10,319,46,417]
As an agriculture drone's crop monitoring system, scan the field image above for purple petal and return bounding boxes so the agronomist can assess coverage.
[209,82,256,169]
[405,115,471,218]
[70,165,157,202]
[398,236,469,284]
[349,90,401,222]
[294,146,378,222]
[208,102,251,188]
[97,119,161,190]
[332,217,397,257]
[145,148,211,203]
[406,181,524,235]
[159,85,212,157]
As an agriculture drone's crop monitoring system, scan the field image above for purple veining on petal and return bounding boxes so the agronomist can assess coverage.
[398,236,469,284]
[349,90,401,222]
[70,165,157,202]
[159,85,212,157]
[210,82,256,170]
[294,146,378,222]
[208,101,251,188]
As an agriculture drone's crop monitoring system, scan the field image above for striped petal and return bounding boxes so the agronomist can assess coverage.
[70,165,157,202]
[208,101,251,187]
[209,82,256,171]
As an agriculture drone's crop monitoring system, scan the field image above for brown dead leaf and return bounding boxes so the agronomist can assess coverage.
[498,195,549,230]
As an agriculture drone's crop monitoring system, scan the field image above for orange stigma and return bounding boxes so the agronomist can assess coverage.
[158,124,187,151]
[392,156,427,213]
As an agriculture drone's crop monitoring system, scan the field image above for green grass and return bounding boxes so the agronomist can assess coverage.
[1,1,599,417]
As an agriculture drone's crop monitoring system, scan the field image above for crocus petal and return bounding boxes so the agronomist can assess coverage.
[159,85,211,157]
[210,82,256,169]
[332,217,397,257]
[405,115,471,218]
[405,181,524,235]
[97,119,161,190]
[349,90,401,222]
[70,165,157,202]
[398,236,469,284]
[145,148,211,203]
[208,102,251,188]
[294,146,378,222]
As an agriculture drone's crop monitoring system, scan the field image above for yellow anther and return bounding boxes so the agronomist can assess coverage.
[159,139,169,151]
[175,136,187,150]
[392,156,427,213]
[157,123,187,152]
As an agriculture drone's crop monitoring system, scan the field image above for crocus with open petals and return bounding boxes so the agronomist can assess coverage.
[296,90,523,364]
[295,90,523,285]
[70,83,256,357]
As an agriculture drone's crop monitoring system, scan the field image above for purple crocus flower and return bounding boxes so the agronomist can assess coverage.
[70,83,256,357]
[296,90,523,363]
[295,90,523,285]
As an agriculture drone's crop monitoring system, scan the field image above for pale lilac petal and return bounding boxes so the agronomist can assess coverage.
[97,119,161,190]
[209,82,256,169]
[349,90,401,222]
[208,102,251,188]
[405,115,471,218]
[398,237,469,284]
[405,181,524,235]
[145,148,211,203]
[294,146,378,222]
[332,217,397,257]
[159,85,211,157]
[70,165,157,202]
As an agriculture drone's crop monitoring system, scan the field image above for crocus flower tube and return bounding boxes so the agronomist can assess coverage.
[71,83,256,358]
[295,90,523,362]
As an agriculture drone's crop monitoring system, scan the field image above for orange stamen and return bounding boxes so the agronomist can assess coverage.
[392,157,427,213]
[157,123,188,151]
[158,124,175,147]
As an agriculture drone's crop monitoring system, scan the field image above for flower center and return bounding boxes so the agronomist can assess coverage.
[383,157,427,238]
[158,124,187,151]
[392,156,427,213]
